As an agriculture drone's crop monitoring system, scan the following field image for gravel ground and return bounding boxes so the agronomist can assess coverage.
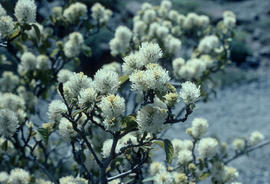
[161,69,270,184]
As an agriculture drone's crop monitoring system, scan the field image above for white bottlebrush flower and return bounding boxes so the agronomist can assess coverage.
[0,71,19,92]
[172,172,188,184]
[78,87,97,108]
[17,87,38,109]
[0,109,19,138]
[64,32,84,58]
[232,138,245,151]
[179,81,200,104]
[0,4,7,17]
[36,55,51,70]
[164,92,179,107]
[0,93,25,111]
[0,16,14,38]
[183,13,200,30]
[165,35,182,55]
[59,118,76,140]
[154,170,173,184]
[48,100,67,123]
[141,2,152,11]
[190,118,208,138]
[172,139,193,156]
[18,52,36,75]
[149,162,166,176]
[160,0,172,10]
[99,95,125,131]
[63,72,93,100]
[224,166,239,183]
[51,6,63,20]
[180,58,207,80]
[177,150,193,165]
[63,2,87,23]
[102,62,122,75]
[8,168,31,184]
[143,9,156,23]
[110,26,132,56]
[93,68,119,94]
[122,52,144,75]
[91,3,112,24]
[156,26,169,39]
[172,57,185,79]
[249,131,264,146]
[197,15,210,28]
[130,64,170,93]
[169,10,179,22]
[223,11,236,28]
[59,176,88,184]
[197,137,218,160]
[136,101,168,134]
[0,171,9,184]
[198,35,220,54]
[133,20,147,38]
[148,22,159,37]
[57,69,73,83]
[14,0,37,23]
[35,178,53,184]
[115,26,132,44]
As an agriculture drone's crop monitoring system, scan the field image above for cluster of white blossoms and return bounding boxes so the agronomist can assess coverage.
[0,16,15,39]
[64,32,84,58]
[172,139,194,166]
[179,81,200,104]
[57,69,73,83]
[110,26,132,56]
[0,71,19,92]
[0,4,6,17]
[223,11,237,31]
[63,2,87,23]
[18,52,52,75]
[99,95,125,131]
[197,137,219,160]
[7,168,31,184]
[198,35,220,54]
[189,117,209,139]
[136,98,168,134]
[232,138,245,151]
[91,3,112,24]
[59,176,87,184]
[0,109,19,138]
[48,100,67,124]
[249,131,264,146]
[14,0,37,23]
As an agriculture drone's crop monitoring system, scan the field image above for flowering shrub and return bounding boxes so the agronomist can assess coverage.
[0,0,268,184]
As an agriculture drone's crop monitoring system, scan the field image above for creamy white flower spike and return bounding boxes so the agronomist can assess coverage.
[59,176,88,184]
[190,118,208,138]
[18,52,36,75]
[91,3,112,24]
[64,32,84,58]
[249,131,264,146]
[198,137,218,160]
[59,118,77,140]
[57,69,73,83]
[198,35,220,54]
[232,138,245,151]
[0,109,19,138]
[0,171,8,184]
[149,162,166,176]
[179,81,200,104]
[37,55,51,70]
[0,71,19,92]
[177,150,193,165]
[0,16,14,38]
[8,168,31,184]
[154,170,173,184]
[122,52,144,75]
[0,4,7,17]
[63,2,87,23]
[99,95,125,131]
[14,0,37,23]
[0,93,25,111]
[78,87,97,108]
[93,68,119,94]
[110,26,132,56]
[48,100,67,123]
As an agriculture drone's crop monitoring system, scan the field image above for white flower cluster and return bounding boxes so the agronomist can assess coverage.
[189,117,209,139]
[8,168,31,184]
[0,71,19,92]
[0,93,25,112]
[149,161,173,184]
[14,0,37,23]
[0,109,19,138]
[198,35,220,54]
[36,55,51,70]
[136,98,168,134]
[98,95,125,131]
[91,3,112,24]
[197,137,218,160]
[223,11,236,30]
[0,16,14,38]
[93,68,119,94]
[130,64,170,93]
[232,138,245,151]
[211,162,239,183]
[48,100,67,124]
[0,4,6,17]
[64,32,84,58]
[59,176,87,184]
[63,2,87,23]
[109,26,132,56]
[18,52,36,75]
[249,131,264,146]
[171,139,193,165]
[57,69,73,83]
[179,81,200,104]
[102,62,122,75]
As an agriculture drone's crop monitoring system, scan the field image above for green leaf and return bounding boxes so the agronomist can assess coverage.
[153,139,174,164]
[50,48,59,58]
[199,172,210,181]
[142,177,155,182]
[1,140,8,151]
[122,115,137,131]
[21,33,28,41]
[37,128,50,145]
[9,29,20,40]
[118,75,129,85]
[31,24,41,42]
[23,23,32,30]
